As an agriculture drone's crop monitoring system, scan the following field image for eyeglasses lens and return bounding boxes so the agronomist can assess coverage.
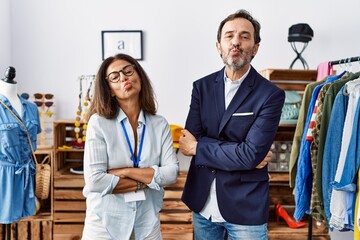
[45,94,54,100]
[45,101,54,107]
[34,93,43,99]
[34,101,43,107]
[108,65,135,83]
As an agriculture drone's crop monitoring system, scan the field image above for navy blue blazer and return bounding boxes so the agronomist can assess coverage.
[181,66,285,225]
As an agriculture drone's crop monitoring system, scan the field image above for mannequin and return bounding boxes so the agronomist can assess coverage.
[0,66,41,229]
[0,66,22,114]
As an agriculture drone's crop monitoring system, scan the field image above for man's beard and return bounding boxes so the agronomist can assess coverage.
[222,47,253,71]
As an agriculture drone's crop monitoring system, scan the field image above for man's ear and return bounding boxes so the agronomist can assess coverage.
[216,41,222,56]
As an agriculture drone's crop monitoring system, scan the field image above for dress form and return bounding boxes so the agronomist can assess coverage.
[0,66,22,114]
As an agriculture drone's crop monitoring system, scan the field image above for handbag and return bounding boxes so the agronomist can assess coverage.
[0,99,51,199]
[34,155,51,199]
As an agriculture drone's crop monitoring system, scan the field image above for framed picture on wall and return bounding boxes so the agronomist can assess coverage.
[101,30,143,60]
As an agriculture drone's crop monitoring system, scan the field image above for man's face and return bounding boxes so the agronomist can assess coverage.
[216,18,259,71]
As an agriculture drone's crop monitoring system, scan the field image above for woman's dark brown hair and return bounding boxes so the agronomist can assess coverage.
[88,53,157,120]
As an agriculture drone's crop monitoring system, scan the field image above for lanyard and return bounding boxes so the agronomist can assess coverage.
[120,118,146,168]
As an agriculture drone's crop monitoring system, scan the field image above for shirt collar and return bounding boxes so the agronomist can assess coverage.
[0,94,28,107]
[223,66,251,85]
[117,108,146,126]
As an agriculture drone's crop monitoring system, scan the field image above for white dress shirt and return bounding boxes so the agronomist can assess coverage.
[199,67,249,222]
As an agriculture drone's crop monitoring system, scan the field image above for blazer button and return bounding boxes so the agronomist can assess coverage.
[211,169,216,174]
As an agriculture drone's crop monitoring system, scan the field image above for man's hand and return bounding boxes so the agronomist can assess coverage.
[256,150,272,169]
[179,129,197,156]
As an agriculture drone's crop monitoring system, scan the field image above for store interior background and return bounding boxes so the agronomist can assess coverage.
[0,0,359,239]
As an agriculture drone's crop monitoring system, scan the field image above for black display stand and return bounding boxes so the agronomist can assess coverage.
[289,42,309,70]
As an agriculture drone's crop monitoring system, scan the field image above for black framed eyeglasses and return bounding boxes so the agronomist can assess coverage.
[106,65,136,83]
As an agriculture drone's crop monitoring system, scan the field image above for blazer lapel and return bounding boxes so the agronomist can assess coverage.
[218,67,255,134]
[214,69,226,122]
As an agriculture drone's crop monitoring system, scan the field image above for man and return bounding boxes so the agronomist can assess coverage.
[179,9,285,240]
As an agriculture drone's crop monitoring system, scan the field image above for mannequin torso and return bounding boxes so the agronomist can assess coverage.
[0,80,22,115]
[0,67,43,224]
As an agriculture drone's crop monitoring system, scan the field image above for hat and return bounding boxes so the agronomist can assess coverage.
[288,23,313,43]
[170,124,183,149]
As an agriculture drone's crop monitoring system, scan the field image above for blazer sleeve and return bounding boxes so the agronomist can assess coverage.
[186,79,285,172]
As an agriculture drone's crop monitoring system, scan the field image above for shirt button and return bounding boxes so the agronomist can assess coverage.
[211,169,216,174]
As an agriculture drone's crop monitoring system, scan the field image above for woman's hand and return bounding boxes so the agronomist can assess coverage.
[108,167,154,194]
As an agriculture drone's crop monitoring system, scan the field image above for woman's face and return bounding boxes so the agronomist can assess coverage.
[106,59,141,101]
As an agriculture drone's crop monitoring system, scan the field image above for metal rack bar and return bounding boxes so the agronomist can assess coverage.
[329,56,360,66]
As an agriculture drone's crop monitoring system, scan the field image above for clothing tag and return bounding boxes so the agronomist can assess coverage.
[124,189,146,202]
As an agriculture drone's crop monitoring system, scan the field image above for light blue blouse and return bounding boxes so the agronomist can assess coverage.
[0,94,41,224]
[82,109,179,239]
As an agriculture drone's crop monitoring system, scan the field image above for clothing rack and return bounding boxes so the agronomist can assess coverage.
[329,56,360,66]
[307,56,360,240]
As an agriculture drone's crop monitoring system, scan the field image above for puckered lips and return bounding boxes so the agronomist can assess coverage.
[124,82,132,90]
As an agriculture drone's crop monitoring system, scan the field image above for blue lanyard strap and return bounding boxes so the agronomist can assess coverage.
[120,117,146,168]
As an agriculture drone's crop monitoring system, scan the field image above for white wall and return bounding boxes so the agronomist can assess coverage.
[0,0,11,71]
[4,0,360,126]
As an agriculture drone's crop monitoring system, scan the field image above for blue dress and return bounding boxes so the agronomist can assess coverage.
[0,94,41,224]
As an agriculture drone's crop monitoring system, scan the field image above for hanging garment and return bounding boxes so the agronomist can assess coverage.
[309,72,359,223]
[322,85,349,224]
[354,169,360,240]
[294,71,346,222]
[308,81,335,222]
[330,79,360,230]
[315,71,360,225]
[316,61,334,82]
[0,95,41,224]
[289,79,325,189]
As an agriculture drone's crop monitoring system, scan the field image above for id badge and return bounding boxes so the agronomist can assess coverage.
[124,189,146,202]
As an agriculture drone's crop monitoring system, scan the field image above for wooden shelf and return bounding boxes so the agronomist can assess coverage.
[0,148,54,240]
[260,68,317,81]
[263,69,329,240]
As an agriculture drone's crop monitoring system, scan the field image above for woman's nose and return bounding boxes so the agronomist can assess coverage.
[119,73,129,82]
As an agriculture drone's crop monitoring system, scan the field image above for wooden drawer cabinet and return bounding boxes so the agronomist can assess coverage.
[52,120,86,239]
[53,120,85,175]
[263,69,330,240]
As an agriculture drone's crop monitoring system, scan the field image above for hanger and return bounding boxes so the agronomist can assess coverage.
[343,75,360,96]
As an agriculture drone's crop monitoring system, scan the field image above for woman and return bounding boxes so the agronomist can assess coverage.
[82,53,179,240]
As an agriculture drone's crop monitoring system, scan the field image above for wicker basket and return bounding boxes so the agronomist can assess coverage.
[35,156,51,200]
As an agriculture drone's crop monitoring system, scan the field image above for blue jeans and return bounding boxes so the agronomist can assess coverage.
[192,212,268,240]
